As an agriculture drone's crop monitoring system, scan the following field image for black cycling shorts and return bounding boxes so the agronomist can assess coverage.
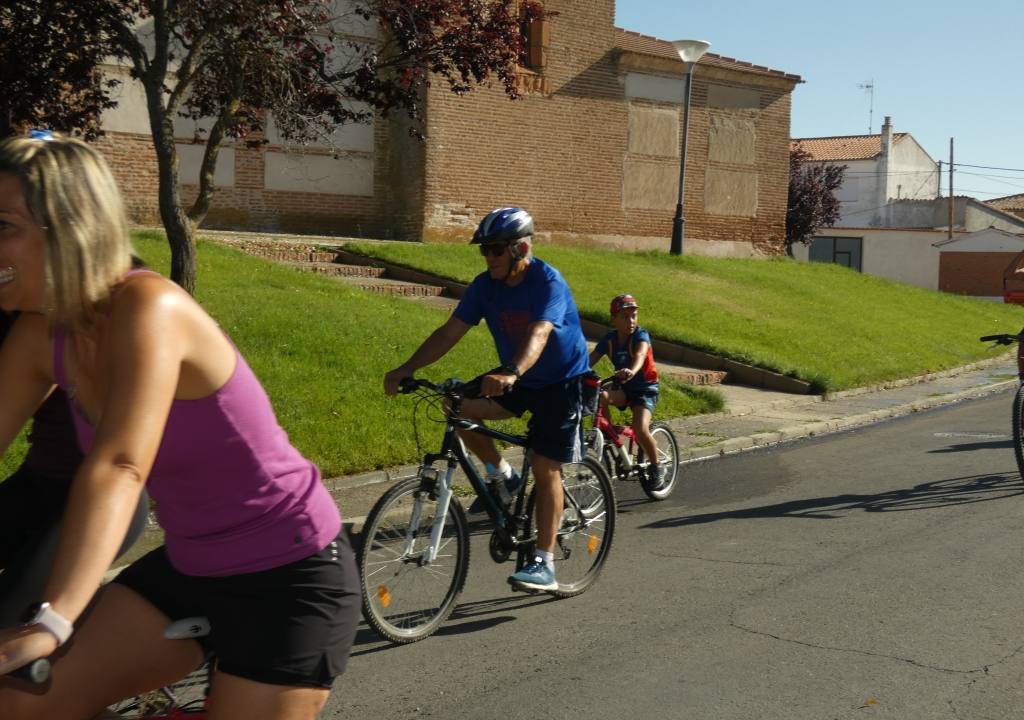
[494,375,584,464]
[113,530,360,689]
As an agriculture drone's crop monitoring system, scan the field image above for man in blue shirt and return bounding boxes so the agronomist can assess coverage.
[384,207,590,591]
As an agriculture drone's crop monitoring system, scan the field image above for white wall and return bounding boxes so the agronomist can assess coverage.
[794,227,944,290]
[890,136,939,201]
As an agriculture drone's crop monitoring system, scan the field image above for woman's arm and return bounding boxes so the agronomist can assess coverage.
[43,279,188,625]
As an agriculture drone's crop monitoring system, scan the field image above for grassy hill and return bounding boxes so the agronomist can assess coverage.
[345,241,1024,393]
[1,233,721,478]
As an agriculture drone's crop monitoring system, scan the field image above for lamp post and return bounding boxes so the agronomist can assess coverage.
[669,39,710,256]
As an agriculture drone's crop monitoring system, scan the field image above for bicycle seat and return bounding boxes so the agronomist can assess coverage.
[164,616,211,640]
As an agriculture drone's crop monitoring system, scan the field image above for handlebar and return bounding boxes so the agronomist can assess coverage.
[398,376,483,399]
[4,658,51,684]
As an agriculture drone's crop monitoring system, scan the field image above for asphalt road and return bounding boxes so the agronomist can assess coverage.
[324,389,1024,720]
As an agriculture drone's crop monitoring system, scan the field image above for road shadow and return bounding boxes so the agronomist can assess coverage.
[642,471,1024,530]
[349,593,554,655]
[929,440,1013,453]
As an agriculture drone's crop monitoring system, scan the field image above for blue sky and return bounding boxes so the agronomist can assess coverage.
[615,1,1024,200]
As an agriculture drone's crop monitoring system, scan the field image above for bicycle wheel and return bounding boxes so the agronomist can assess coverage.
[359,476,470,644]
[523,457,615,598]
[1013,385,1024,480]
[108,665,209,716]
[637,422,680,501]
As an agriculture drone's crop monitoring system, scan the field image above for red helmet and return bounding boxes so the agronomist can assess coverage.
[610,293,639,315]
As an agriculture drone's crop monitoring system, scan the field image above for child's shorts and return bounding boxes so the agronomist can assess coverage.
[618,385,660,414]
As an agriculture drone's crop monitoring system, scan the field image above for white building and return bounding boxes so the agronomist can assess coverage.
[792,116,940,228]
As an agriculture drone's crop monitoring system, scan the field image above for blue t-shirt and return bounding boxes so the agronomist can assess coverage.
[595,327,659,393]
[454,258,590,388]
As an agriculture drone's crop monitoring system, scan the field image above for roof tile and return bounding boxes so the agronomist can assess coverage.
[613,28,802,82]
[790,134,909,162]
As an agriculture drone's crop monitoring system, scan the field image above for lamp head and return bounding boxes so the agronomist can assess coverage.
[671,39,711,67]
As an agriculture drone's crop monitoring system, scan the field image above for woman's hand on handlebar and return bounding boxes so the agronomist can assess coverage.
[0,625,57,677]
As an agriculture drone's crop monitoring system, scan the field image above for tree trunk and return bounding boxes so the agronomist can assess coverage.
[145,85,197,293]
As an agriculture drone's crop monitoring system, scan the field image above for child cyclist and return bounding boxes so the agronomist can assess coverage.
[588,294,665,490]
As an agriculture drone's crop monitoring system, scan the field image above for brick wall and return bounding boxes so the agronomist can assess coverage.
[419,0,797,255]
[939,251,1018,296]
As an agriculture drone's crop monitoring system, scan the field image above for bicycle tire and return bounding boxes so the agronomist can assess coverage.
[1013,385,1024,480]
[359,476,470,644]
[523,457,615,598]
[637,422,680,501]
[108,665,209,717]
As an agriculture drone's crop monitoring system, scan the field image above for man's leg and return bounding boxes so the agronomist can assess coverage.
[456,397,515,466]
[530,453,564,555]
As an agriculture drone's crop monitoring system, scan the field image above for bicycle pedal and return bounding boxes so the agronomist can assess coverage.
[508,580,542,595]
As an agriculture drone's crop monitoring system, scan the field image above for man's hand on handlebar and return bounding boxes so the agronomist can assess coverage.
[480,369,516,398]
[384,366,414,396]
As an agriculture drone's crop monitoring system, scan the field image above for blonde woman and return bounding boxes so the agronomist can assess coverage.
[0,132,358,720]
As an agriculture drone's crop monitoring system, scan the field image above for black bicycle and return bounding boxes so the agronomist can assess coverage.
[980,329,1024,478]
[358,376,616,644]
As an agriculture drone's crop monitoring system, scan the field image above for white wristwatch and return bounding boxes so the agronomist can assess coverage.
[21,602,73,646]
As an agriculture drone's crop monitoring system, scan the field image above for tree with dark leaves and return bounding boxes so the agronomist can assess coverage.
[0,0,547,293]
[786,145,846,256]
[0,1,122,139]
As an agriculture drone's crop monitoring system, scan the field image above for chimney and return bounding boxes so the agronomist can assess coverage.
[880,116,892,158]
[873,116,893,225]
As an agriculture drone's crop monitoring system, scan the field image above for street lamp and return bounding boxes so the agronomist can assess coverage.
[669,39,710,256]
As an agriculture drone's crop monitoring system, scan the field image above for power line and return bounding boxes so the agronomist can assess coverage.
[953,162,1024,173]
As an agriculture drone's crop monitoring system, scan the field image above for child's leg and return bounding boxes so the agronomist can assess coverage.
[605,387,627,411]
[631,405,657,464]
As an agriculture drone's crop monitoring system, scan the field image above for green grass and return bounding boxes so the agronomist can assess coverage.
[1,231,721,479]
[344,241,1024,393]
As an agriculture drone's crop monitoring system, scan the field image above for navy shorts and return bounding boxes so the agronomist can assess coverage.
[494,375,583,463]
[616,384,660,414]
[113,531,360,689]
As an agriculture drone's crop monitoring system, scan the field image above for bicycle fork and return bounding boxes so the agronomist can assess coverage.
[406,462,457,565]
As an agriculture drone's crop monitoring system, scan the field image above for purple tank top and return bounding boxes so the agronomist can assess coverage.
[52,325,341,577]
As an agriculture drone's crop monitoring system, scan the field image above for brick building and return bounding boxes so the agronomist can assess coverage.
[96,1,801,256]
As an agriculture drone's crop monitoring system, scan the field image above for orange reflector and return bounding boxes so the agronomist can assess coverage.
[588,536,599,554]
[377,585,392,608]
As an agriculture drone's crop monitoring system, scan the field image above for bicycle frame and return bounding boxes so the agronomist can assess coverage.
[411,389,533,565]
[405,380,595,566]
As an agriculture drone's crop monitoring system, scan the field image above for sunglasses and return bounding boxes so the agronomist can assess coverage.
[478,243,508,257]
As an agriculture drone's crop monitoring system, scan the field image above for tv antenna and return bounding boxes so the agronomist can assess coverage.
[857,79,875,133]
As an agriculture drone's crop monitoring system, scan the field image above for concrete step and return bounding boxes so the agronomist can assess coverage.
[657,360,729,386]
[338,276,447,297]
[286,261,386,278]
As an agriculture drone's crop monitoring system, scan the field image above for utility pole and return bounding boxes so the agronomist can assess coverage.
[948,138,954,241]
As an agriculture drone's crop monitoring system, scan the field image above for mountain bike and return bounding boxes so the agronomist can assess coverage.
[359,376,615,644]
[980,329,1024,479]
[583,377,680,501]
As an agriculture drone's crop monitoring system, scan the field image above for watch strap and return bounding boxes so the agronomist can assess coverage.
[24,602,73,646]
